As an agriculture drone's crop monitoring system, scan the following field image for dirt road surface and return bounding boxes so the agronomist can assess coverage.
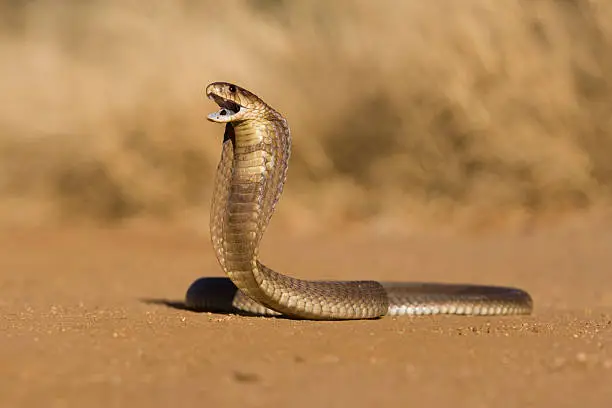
[1,218,612,408]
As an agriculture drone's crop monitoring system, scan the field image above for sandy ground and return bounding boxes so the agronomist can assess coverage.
[1,218,612,408]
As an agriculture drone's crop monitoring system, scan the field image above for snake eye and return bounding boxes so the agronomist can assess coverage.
[229,85,236,92]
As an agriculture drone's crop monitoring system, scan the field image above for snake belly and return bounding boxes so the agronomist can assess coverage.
[184,82,533,321]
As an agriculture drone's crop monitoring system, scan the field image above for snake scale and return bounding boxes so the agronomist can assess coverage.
[184,82,533,320]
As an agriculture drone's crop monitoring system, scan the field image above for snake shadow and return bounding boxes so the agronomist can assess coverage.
[141,277,279,318]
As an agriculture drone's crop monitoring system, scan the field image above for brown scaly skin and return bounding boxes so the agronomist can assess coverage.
[184,82,533,320]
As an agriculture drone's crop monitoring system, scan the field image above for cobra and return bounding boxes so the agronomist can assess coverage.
[184,82,533,321]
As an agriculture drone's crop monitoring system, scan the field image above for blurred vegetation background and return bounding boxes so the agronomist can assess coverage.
[1,0,611,232]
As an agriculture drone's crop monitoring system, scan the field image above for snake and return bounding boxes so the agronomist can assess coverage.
[184,81,533,320]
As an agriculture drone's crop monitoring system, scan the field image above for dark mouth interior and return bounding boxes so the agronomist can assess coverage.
[210,94,241,114]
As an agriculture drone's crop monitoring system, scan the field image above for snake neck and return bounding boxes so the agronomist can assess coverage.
[212,117,291,307]
[229,118,290,245]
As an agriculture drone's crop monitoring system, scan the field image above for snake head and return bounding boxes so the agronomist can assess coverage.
[205,82,274,123]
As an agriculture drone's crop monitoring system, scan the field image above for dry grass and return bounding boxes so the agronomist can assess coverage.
[1,0,612,231]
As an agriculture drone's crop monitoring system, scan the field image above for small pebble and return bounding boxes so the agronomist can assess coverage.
[576,352,588,363]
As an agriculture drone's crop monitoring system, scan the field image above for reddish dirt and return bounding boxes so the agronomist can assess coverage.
[1,219,612,407]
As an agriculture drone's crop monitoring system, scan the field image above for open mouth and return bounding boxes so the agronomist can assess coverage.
[207,93,241,121]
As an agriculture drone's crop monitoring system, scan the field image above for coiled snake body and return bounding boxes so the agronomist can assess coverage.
[184,82,533,320]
